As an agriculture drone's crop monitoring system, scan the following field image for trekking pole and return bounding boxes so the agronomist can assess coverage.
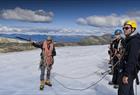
[135,81,137,95]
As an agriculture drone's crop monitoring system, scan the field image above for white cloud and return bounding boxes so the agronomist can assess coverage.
[0,25,103,36]
[86,15,121,27]
[76,13,140,27]
[127,11,140,17]
[126,11,140,22]
[0,25,22,32]
[0,7,54,23]
[76,18,87,25]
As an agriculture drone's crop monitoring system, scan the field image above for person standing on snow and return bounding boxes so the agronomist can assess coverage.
[118,20,140,95]
[108,29,125,89]
[32,36,56,90]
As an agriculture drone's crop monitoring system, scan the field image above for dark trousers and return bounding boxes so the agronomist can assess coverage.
[112,56,119,84]
[40,57,54,81]
[40,64,53,81]
[118,75,135,95]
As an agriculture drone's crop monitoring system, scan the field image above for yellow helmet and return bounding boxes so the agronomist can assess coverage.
[124,20,137,29]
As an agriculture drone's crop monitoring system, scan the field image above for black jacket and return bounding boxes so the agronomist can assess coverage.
[32,41,43,50]
[123,33,140,77]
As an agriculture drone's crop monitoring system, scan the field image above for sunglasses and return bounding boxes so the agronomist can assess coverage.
[123,27,131,30]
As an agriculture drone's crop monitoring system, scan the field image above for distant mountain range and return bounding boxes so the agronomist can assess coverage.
[79,33,112,45]
[0,34,112,53]
[0,34,86,43]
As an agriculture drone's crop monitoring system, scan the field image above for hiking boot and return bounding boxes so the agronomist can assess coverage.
[108,62,111,64]
[40,80,44,90]
[109,66,112,68]
[40,85,44,90]
[114,85,119,89]
[45,80,52,87]
[109,71,113,75]
[108,81,114,85]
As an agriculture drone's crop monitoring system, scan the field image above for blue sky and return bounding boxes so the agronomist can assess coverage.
[0,0,140,35]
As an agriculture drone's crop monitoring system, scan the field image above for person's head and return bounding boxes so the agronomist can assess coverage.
[123,20,137,37]
[46,36,53,44]
[114,29,122,39]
